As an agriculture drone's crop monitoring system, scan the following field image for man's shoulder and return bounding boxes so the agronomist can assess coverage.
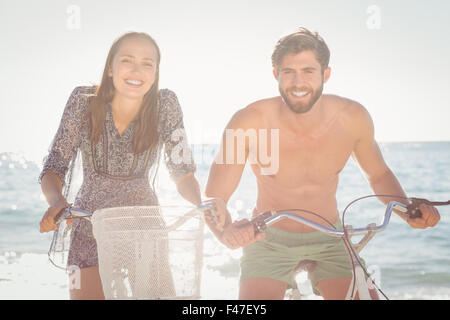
[323,94,373,140]
[229,97,280,128]
[323,94,370,119]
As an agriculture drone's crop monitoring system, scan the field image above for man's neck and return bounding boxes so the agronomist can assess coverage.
[279,96,326,135]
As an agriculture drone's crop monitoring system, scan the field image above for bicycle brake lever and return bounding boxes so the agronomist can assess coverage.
[250,211,274,234]
[406,197,450,219]
[406,198,434,219]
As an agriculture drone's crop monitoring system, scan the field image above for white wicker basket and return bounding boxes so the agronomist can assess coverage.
[91,206,204,300]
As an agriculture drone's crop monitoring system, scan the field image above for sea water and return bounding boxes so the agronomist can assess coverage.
[0,142,449,299]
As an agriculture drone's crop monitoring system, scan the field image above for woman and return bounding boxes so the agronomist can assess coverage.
[39,32,203,299]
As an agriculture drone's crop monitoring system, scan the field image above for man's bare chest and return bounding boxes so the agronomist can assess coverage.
[256,123,355,186]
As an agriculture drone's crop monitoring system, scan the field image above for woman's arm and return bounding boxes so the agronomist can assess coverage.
[40,171,70,232]
[41,171,65,206]
[39,86,91,232]
[38,87,89,186]
[175,172,230,240]
[159,90,228,238]
[175,172,202,206]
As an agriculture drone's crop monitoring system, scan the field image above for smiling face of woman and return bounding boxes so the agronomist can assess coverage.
[109,36,158,101]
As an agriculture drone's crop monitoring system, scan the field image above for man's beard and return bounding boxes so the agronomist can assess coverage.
[279,82,324,114]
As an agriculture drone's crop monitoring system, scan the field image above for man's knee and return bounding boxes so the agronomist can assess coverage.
[239,278,288,300]
[315,277,352,300]
[315,277,379,300]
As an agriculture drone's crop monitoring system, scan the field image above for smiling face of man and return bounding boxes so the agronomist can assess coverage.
[274,50,330,114]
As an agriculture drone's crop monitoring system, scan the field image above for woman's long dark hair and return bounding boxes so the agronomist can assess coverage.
[87,32,162,154]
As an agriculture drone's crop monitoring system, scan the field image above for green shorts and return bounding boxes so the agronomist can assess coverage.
[240,219,364,296]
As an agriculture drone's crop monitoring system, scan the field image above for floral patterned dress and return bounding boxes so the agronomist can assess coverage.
[39,86,196,268]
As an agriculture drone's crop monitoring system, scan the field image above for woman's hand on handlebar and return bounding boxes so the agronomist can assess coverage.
[221,219,265,250]
[39,197,70,233]
[202,198,230,231]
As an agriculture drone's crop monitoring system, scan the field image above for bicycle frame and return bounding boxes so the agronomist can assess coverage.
[251,201,409,300]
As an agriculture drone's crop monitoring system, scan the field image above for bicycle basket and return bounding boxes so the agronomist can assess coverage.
[90,206,204,300]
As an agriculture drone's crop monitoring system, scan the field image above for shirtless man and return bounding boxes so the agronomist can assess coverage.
[204,28,441,300]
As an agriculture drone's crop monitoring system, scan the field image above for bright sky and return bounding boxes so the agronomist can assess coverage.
[1,0,449,163]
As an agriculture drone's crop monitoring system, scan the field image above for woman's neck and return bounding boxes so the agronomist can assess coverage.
[110,94,143,122]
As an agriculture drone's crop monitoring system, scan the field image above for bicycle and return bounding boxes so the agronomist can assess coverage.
[245,195,449,300]
[53,196,448,300]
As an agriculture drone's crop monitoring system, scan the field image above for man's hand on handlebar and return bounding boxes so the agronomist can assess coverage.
[405,203,440,229]
[221,219,265,250]
[200,199,266,249]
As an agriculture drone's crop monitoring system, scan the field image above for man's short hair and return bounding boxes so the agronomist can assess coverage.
[271,27,330,71]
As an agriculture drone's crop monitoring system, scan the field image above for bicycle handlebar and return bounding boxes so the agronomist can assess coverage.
[54,207,92,225]
[250,197,450,237]
[54,204,216,232]
[250,201,408,237]
[54,197,448,236]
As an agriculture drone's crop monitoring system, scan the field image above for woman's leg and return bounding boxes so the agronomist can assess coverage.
[69,266,105,300]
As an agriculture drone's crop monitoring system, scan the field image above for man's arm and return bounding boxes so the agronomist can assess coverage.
[350,103,440,228]
[205,107,264,247]
[205,109,250,229]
